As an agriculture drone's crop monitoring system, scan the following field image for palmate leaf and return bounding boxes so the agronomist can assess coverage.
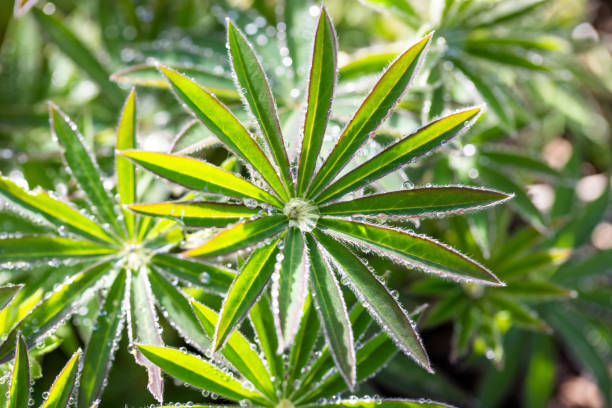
[128,201,259,227]
[183,216,287,258]
[0,176,117,244]
[273,227,309,350]
[135,344,267,405]
[213,238,280,351]
[7,334,29,408]
[287,294,320,385]
[128,268,164,402]
[50,105,124,238]
[191,299,276,400]
[306,234,356,389]
[314,107,482,204]
[42,349,81,408]
[227,20,293,194]
[297,5,338,196]
[319,186,510,217]
[148,269,212,353]
[116,89,138,239]
[318,218,502,285]
[122,151,282,208]
[151,254,235,294]
[158,65,290,202]
[249,294,284,379]
[0,235,115,261]
[0,261,111,364]
[314,230,430,371]
[307,32,432,197]
[79,270,127,408]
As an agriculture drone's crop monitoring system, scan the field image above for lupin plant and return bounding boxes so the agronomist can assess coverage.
[121,5,511,388]
[133,296,455,408]
[0,91,238,406]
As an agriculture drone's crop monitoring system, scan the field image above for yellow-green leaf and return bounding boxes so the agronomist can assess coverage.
[128,201,258,227]
[116,89,137,239]
[43,349,81,408]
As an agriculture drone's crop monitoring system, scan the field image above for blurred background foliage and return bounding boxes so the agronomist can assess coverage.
[0,0,611,407]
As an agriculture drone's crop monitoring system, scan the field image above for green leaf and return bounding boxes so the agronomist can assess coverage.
[0,176,118,244]
[306,234,356,388]
[307,33,432,198]
[452,306,479,360]
[318,218,502,285]
[183,216,286,258]
[31,8,123,105]
[151,254,235,294]
[158,65,289,201]
[191,299,275,400]
[287,294,320,385]
[299,332,396,404]
[470,0,546,28]
[291,303,372,400]
[544,307,611,405]
[523,335,556,408]
[121,151,282,208]
[79,270,127,408]
[319,186,510,217]
[0,284,22,312]
[116,89,138,239]
[339,52,398,81]
[7,334,30,408]
[487,295,550,332]
[110,63,240,101]
[315,230,430,371]
[43,349,81,408]
[128,201,259,227]
[227,20,292,193]
[316,107,481,203]
[213,238,280,351]
[0,261,111,364]
[148,269,212,353]
[135,344,265,404]
[479,148,560,178]
[477,164,546,231]
[306,399,455,407]
[450,58,513,131]
[274,227,309,349]
[129,269,163,402]
[424,292,464,328]
[296,6,337,196]
[49,105,124,238]
[249,294,283,380]
[496,281,574,299]
[0,235,115,261]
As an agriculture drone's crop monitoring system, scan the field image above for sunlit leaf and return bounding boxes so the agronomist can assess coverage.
[0,284,22,312]
[158,65,289,201]
[227,20,292,192]
[128,201,258,227]
[43,349,81,408]
[121,150,282,208]
[79,270,127,408]
[0,236,115,261]
[116,89,137,239]
[315,230,430,371]
[151,253,235,294]
[297,6,337,196]
[0,176,118,244]
[135,344,266,404]
[183,216,286,258]
[7,334,29,408]
[318,218,502,285]
[319,186,509,217]
[213,238,280,351]
[49,105,124,238]
[307,33,432,197]
[306,234,356,389]
[191,299,276,399]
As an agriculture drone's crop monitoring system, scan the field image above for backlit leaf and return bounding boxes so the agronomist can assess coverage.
[7,334,29,408]
[128,201,258,227]
[43,349,81,408]
[0,236,115,261]
[116,89,137,239]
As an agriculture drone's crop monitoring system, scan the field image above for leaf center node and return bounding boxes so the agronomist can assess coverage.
[283,198,319,232]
